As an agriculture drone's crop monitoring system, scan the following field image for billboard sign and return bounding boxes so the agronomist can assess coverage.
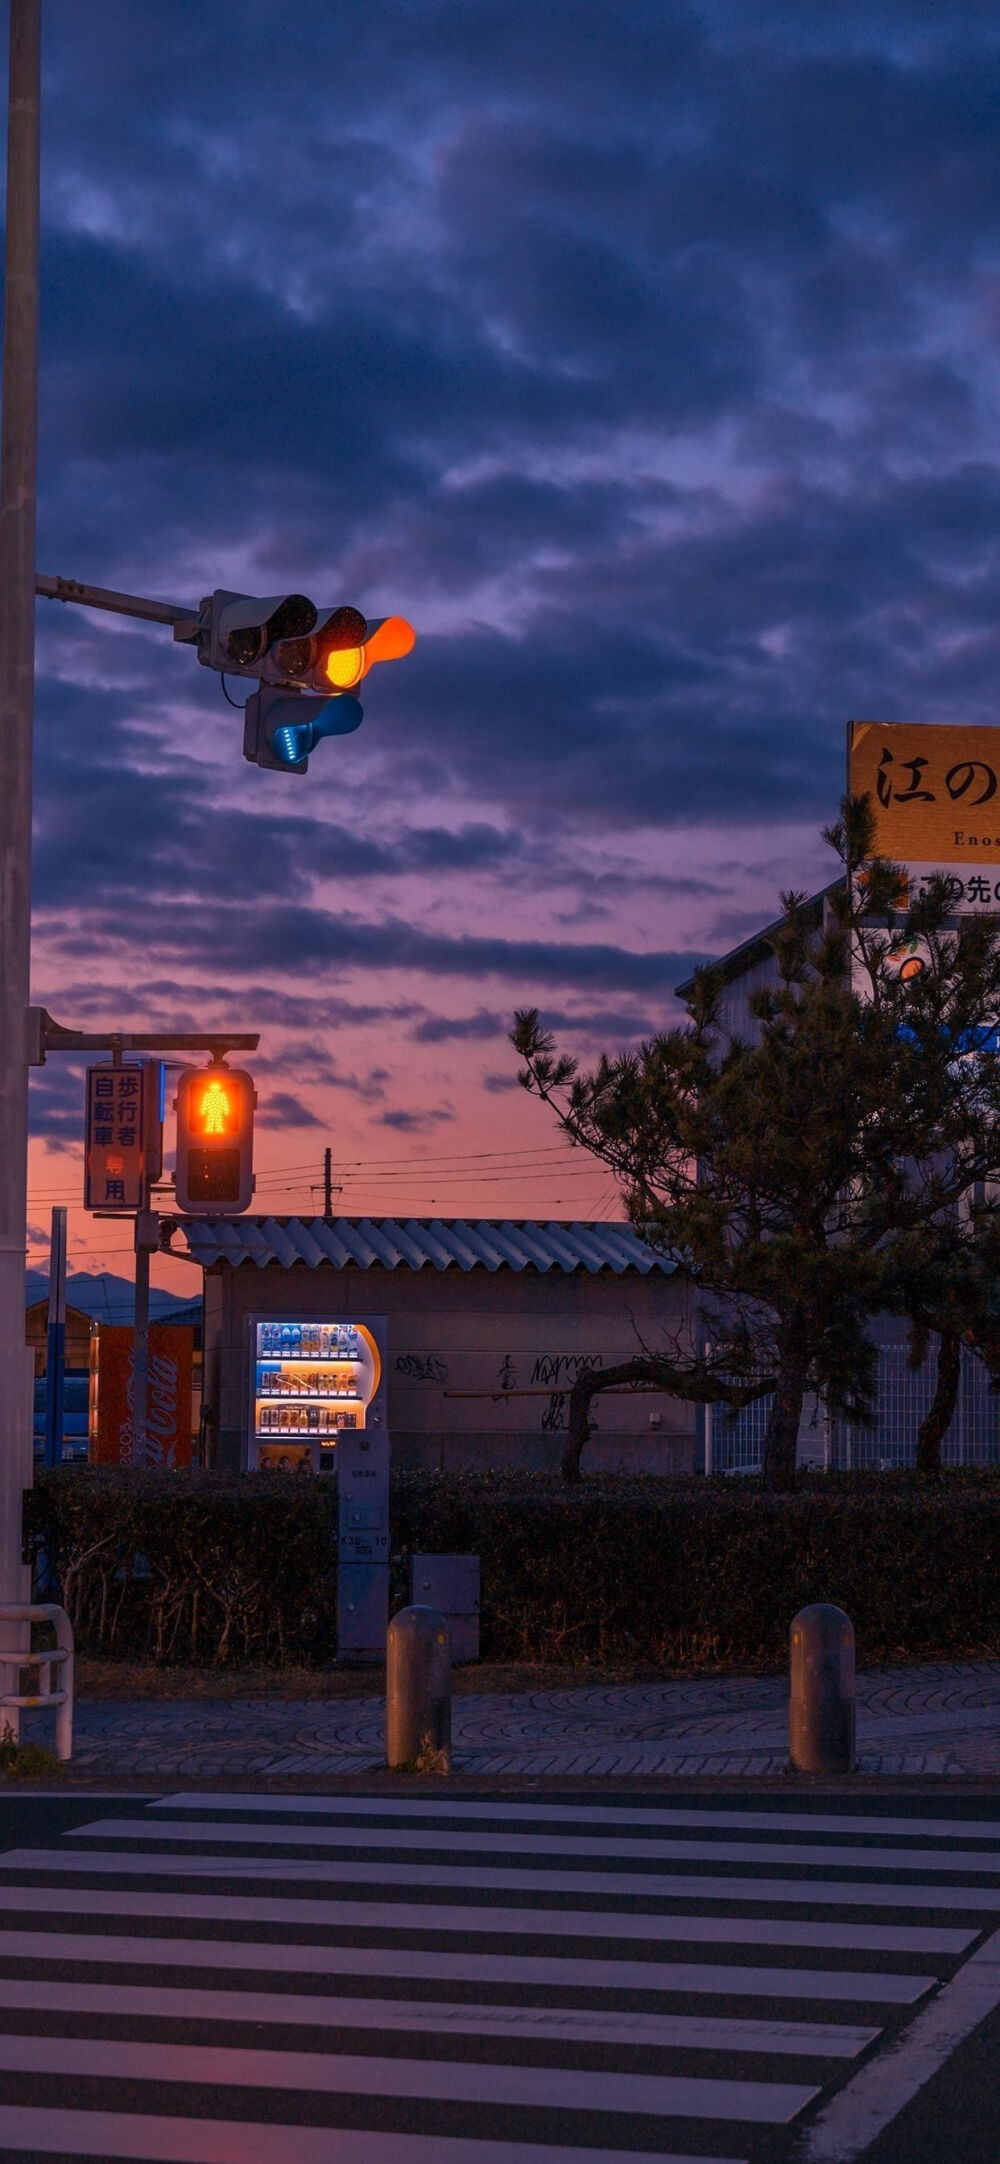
[91,1324,194,1470]
[84,1060,162,1211]
[849,721,1000,909]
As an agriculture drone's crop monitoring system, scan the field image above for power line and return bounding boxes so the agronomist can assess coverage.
[27,1143,578,1202]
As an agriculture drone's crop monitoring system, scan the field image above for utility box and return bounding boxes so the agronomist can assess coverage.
[338,1561,389,1660]
[409,1553,480,1663]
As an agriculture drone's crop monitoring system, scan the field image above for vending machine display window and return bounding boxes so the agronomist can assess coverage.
[250,1320,382,1470]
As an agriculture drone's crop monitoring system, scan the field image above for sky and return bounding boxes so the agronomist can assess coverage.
[15,0,1000,1291]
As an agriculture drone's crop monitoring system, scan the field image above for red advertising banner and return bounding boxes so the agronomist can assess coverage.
[92,1326,194,1469]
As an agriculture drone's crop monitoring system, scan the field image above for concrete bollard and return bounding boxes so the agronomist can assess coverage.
[789,1603,856,1774]
[386,1605,451,1771]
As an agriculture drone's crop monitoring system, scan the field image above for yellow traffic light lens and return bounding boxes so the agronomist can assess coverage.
[324,644,365,689]
[197,1078,234,1134]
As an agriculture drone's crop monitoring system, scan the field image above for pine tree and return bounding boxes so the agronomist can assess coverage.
[513,798,1000,1489]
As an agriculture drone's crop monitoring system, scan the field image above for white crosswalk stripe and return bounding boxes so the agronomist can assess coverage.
[6,1840,1000,1909]
[0,1791,997,2163]
[70,1813,1000,1874]
[153,1793,1000,1842]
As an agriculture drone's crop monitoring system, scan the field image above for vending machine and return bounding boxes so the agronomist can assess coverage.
[247,1315,385,1472]
[247,1312,389,1661]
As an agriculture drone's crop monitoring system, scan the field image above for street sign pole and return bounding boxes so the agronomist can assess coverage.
[132,1235,150,1469]
[0,0,40,1610]
[131,1210,161,1471]
[43,1206,67,1469]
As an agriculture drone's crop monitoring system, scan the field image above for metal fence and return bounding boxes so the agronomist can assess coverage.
[709,1389,774,1474]
[830,1340,1000,1469]
[708,1337,1000,1472]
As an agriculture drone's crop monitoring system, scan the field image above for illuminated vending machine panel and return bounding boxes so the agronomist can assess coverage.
[249,1318,384,1472]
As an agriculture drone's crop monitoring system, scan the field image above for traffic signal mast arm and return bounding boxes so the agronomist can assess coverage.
[37,571,199,630]
[28,1008,260,1067]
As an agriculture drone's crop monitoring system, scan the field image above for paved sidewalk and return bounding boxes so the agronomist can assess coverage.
[45,1657,1000,1781]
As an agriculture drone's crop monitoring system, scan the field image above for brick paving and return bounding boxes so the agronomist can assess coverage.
[44,1657,1000,1781]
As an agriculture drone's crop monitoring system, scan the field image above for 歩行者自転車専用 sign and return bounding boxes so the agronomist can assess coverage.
[84,1061,147,1211]
[850,721,1000,908]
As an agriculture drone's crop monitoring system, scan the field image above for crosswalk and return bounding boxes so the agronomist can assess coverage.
[0,1789,996,2162]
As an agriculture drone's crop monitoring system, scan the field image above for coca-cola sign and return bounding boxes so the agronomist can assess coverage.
[93,1326,194,1469]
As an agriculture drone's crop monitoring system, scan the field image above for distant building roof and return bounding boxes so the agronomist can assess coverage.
[674,884,837,1004]
[25,1298,94,1327]
[174,1217,678,1277]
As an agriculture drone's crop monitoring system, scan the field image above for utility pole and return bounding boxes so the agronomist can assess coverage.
[324,1146,333,1219]
[0,0,40,1608]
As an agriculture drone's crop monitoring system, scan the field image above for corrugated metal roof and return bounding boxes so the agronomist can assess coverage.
[174,1216,677,1277]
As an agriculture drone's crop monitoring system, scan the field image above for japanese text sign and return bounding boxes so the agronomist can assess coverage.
[849,720,1000,869]
[84,1061,148,1211]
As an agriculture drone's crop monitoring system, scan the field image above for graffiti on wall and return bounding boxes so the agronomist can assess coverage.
[530,1352,603,1389]
[395,1353,449,1385]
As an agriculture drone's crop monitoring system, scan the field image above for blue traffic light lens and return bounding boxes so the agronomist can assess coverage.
[272,722,312,766]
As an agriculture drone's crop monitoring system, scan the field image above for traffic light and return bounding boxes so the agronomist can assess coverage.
[198,591,319,680]
[191,589,415,774]
[174,1062,256,1214]
[194,591,416,693]
[243,685,365,773]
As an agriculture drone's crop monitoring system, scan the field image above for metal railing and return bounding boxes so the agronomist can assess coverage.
[0,1601,73,1760]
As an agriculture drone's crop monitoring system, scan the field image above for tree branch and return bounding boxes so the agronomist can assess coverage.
[562,1355,775,1484]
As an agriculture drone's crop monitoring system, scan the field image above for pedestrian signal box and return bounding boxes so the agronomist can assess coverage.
[174,1063,256,1215]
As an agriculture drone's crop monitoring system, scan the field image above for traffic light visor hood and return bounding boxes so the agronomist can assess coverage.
[363,615,417,666]
[216,592,318,668]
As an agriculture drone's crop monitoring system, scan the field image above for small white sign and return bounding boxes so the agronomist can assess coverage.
[84,1061,147,1210]
[905,863,1000,914]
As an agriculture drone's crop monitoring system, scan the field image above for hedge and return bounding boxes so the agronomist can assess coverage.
[24,1466,1000,1669]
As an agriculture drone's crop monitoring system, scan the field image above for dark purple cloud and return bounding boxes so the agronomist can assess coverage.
[255,1091,322,1131]
[20,0,1000,1202]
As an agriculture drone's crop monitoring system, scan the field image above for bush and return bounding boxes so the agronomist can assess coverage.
[25,1469,338,1667]
[25,1466,1000,1669]
[0,1722,62,1780]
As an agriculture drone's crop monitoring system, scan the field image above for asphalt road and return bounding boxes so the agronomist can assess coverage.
[0,1784,997,2162]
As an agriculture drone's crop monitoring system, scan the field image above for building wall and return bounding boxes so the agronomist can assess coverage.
[714,949,782,1045]
[25,1300,93,1379]
[207,1261,698,1475]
